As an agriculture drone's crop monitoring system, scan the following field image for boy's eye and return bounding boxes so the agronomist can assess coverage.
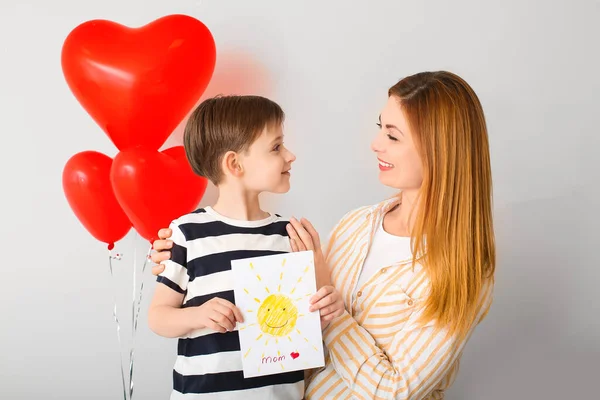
[273,144,281,151]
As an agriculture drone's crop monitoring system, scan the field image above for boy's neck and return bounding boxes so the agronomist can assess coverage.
[212,183,270,221]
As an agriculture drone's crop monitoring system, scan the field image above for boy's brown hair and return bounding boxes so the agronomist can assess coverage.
[184,95,285,184]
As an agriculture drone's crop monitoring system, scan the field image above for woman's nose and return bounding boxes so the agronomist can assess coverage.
[371,133,383,153]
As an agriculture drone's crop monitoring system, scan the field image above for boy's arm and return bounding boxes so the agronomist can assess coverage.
[149,284,243,337]
[148,221,195,338]
[148,284,197,338]
[147,221,244,338]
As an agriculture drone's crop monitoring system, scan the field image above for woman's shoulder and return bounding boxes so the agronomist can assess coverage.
[336,197,398,224]
[329,197,398,239]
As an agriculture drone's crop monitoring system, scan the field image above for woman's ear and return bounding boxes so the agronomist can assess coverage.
[222,151,244,178]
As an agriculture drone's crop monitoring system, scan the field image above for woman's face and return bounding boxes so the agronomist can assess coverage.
[371,96,423,192]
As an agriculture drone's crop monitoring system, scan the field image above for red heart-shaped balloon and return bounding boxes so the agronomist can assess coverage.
[61,14,216,151]
[110,146,208,242]
[63,151,132,249]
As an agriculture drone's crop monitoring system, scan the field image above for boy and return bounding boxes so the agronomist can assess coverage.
[148,95,342,400]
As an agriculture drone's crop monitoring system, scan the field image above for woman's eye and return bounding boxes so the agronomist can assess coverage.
[387,134,398,141]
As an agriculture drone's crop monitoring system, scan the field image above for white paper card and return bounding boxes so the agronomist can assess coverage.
[232,250,325,378]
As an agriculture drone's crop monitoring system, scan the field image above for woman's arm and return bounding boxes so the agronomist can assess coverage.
[321,284,492,400]
[288,214,494,399]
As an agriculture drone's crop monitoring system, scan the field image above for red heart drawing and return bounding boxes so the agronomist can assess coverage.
[61,14,216,151]
[290,352,300,360]
[110,146,208,241]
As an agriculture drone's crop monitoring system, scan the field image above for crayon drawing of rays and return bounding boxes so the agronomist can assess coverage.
[239,258,319,371]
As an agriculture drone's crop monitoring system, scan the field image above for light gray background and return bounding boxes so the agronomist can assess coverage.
[1,0,598,398]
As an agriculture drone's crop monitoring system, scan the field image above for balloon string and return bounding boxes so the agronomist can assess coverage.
[129,240,152,400]
[108,250,128,400]
[134,247,152,333]
[129,233,136,399]
[129,239,152,399]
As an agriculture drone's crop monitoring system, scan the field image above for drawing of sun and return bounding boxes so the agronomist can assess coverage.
[238,256,321,370]
[257,293,298,336]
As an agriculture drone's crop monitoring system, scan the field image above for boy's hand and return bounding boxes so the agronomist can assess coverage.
[309,285,345,330]
[286,217,331,288]
[194,297,245,333]
[150,228,174,276]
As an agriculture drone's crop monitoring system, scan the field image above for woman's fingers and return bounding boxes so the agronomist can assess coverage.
[288,217,314,250]
[150,250,171,264]
[309,286,344,320]
[286,223,307,251]
[300,218,322,249]
[321,306,344,321]
[309,286,335,312]
[152,239,173,252]
[151,264,165,276]
[158,228,172,240]
[290,238,300,252]
[319,301,344,317]
[310,286,334,303]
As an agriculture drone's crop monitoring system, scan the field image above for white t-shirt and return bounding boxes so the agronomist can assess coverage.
[354,217,413,296]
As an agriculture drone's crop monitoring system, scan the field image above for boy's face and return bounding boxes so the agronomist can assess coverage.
[238,124,296,194]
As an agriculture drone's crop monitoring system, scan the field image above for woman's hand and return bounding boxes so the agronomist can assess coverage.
[286,217,331,289]
[150,228,174,276]
[309,285,345,330]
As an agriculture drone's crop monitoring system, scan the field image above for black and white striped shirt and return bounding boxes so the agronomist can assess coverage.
[157,207,304,400]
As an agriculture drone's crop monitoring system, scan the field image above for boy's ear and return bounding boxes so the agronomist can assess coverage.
[222,151,243,178]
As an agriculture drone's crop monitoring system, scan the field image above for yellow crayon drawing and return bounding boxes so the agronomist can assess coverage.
[257,293,298,336]
[234,252,325,377]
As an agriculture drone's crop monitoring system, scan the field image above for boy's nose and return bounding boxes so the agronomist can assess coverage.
[286,149,296,162]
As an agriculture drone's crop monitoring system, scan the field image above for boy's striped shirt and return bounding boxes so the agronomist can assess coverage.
[157,207,304,400]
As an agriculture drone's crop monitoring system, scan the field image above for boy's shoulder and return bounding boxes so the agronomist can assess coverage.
[170,207,215,227]
[170,208,290,241]
[173,208,288,223]
[271,212,288,221]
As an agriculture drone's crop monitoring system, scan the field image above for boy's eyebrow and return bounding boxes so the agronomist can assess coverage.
[270,135,283,144]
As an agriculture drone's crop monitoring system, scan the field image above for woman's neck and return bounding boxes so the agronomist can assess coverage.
[383,190,419,237]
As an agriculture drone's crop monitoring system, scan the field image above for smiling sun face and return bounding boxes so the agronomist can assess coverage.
[257,294,298,336]
[239,257,320,372]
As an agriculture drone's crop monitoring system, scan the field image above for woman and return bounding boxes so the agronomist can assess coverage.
[151,71,495,399]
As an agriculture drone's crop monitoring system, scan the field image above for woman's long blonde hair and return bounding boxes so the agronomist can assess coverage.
[389,71,495,338]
